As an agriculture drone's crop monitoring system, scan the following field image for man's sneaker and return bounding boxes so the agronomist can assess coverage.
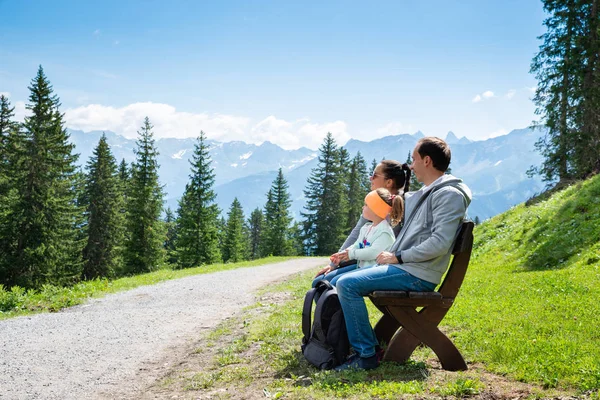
[334,353,379,371]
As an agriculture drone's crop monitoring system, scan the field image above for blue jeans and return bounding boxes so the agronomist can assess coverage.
[311,263,359,287]
[335,265,437,358]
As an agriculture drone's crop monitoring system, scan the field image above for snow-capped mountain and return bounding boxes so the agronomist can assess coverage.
[67,127,547,222]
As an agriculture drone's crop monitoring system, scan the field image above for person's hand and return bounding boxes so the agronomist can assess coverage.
[315,265,333,277]
[376,251,399,265]
[330,253,340,266]
[337,250,350,263]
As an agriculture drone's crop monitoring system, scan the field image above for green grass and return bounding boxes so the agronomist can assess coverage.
[177,175,600,398]
[0,256,302,320]
[180,271,501,398]
[446,175,600,393]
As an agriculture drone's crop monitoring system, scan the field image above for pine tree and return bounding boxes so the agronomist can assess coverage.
[0,95,15,154]
[163,207,178,265]
[289,221,305,256]
[575,0,600,175]
[82,134,123,279]
[247,208,264,260]
[530,0,586,182]
[222,198,247,263]
[124,117,165,274]
[217,216,227,259]
[262,168,294,256]
[345,152,369,235]
[175,132,221,268]
[3,66,83,288]
[0,95,20,285]
[370,159,378,175]
[301,133,348,255]
[0,95,16,214]
[406,151,423,191]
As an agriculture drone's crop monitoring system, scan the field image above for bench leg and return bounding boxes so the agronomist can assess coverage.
[373,312,401,345]
[386,306,467,371]
[383,327,421,363]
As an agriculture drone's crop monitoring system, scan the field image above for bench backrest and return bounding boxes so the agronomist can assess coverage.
[437,221,475,299]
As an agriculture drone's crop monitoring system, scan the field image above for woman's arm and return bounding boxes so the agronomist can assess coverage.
[338,216,368,251]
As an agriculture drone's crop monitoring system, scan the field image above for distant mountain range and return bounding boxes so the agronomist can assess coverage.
[67,127,546,222]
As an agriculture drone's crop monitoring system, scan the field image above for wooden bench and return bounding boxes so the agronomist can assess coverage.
[368,221,475,371]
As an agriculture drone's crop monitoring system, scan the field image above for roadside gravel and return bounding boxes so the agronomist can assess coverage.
[0,258,325,400]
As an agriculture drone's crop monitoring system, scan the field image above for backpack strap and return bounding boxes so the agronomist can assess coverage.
[395,181,468,248]
[312,284,339,342]
[302,280,333,344]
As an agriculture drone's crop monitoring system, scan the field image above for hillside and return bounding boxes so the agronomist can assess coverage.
[445,174,600,392]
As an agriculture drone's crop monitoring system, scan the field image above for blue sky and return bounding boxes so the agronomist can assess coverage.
[0,0,545,149]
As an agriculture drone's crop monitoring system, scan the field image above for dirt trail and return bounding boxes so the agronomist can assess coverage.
[0,258,326,400]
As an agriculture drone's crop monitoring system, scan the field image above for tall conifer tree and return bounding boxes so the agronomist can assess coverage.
[222,198,247,263]
[3,66,83,288]
[163,207,178,265]
[82,134,123,279]
[406,151,423,191]
[530,0,586,182]
[0,95,20,285]
[175,132,221,267]
[124,117,164,273]
[247,208,264,260]
[575,0,600,175]
[301,133,347,255]
[262,168,294,256]
[345,152,370,235]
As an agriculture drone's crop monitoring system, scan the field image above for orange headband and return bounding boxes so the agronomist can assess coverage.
[365,190,392,219]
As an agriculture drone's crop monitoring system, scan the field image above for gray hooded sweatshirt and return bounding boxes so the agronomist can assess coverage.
[390,174,472,285]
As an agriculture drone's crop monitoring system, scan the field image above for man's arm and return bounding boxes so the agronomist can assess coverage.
[400,188,466,263]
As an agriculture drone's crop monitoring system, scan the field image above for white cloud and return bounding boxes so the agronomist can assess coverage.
[64,102,250,141]
[63,102,348,150]
[472,90,495,103]
[487,128,508,139]
[13,101,27,122]
[375,122,412,138]
[482,90,494,99]
[93,29,101,36]
[0,92,10,98]
[251,115,349,150]
[505,89,517,99]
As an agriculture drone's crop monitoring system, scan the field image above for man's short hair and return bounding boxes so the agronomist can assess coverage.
[416,137,451,172]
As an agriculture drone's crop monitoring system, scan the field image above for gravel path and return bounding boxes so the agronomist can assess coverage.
[0,258,325,400]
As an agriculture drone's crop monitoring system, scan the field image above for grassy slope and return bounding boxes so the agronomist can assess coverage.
[445,175,600,391]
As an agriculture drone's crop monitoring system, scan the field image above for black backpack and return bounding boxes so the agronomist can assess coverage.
[301,280,350,369]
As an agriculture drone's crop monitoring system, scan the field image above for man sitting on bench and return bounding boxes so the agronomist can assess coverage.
[334,137,472,371]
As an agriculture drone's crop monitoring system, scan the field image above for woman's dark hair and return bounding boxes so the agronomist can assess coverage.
[379,160,412,194]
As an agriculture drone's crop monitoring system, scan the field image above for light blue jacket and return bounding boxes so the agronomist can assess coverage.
[390,174,471,284]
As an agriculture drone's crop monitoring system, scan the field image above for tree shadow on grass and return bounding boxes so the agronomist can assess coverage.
[521,179,600,272]
[275,349,429,387]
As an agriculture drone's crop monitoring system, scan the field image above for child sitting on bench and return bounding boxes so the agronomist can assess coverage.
[312,188,404,287]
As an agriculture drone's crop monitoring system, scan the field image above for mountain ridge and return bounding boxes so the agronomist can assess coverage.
[67,127,546,221]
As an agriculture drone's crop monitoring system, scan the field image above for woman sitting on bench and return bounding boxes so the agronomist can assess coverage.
[312,188,404,287]
[312,160,411,287]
